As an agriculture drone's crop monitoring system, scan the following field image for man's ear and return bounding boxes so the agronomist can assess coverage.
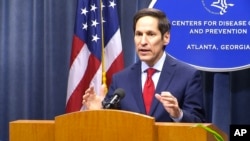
[163,32,170,45]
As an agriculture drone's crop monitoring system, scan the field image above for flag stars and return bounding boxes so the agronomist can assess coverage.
[101,3,105,9]
[92,34,100,42]
[91,20,99,27]
[82,22,88,30]
[90,4,98,12]
[102,18,106,23]
[109,0,116,8]
[81,7,88,15]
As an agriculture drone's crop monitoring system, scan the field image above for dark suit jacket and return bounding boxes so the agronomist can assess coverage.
[105,54,206,122]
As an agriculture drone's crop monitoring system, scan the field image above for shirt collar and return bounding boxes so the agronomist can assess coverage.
[141,52,166,72]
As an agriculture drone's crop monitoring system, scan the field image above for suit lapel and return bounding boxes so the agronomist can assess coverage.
[149,54,177,115]
[129,62,146,114]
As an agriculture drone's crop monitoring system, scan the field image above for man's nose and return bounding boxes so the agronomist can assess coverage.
[140,35,148,45]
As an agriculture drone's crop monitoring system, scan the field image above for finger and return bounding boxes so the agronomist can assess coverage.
[88,86,94,94]
[161,92,176,101]
[84,87,91,95]
[82,93,89,101]
[162,96,175,102]
[155,93,173,102]
[84,86,95,100]
[82,99,86,105]
[155,93,162,101]
[160,91,172,97]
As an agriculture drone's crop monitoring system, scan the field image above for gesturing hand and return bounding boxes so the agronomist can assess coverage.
[155,91,182,119]
[82,84,106,110]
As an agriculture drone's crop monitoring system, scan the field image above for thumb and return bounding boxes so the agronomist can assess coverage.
[155,93,162,101]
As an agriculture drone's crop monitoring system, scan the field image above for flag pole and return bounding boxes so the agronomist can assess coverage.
[100,0,108,94]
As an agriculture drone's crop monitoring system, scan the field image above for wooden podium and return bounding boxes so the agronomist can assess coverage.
[9,110,228,141]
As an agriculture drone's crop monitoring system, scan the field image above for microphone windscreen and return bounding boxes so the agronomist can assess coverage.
[114,88,125,99]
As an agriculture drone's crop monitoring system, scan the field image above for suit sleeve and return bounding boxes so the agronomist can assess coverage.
[181,70,206,122]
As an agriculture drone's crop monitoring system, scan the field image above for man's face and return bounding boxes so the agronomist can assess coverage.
[134,16,170,67]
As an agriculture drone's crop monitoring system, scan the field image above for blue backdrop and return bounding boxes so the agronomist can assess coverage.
[151,0,250,71]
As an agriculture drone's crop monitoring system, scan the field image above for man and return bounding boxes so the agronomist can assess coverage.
[82,8,206,122]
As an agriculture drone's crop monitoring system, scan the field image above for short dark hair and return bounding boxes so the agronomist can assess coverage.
[133,8,171,37]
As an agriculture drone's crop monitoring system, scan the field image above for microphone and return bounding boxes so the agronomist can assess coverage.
[103,88,125,109]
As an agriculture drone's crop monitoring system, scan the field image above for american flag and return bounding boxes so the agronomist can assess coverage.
[66,0,124,113]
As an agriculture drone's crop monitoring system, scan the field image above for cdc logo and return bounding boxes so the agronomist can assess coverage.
[201,0,234,15]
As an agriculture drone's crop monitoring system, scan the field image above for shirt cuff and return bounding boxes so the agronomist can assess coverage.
[171,109,183,122]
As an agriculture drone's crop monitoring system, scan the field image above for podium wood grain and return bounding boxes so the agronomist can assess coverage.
[9,110,228,141]
[9,120,54,141]
[156,122,228,141]
[55,110,156,141]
